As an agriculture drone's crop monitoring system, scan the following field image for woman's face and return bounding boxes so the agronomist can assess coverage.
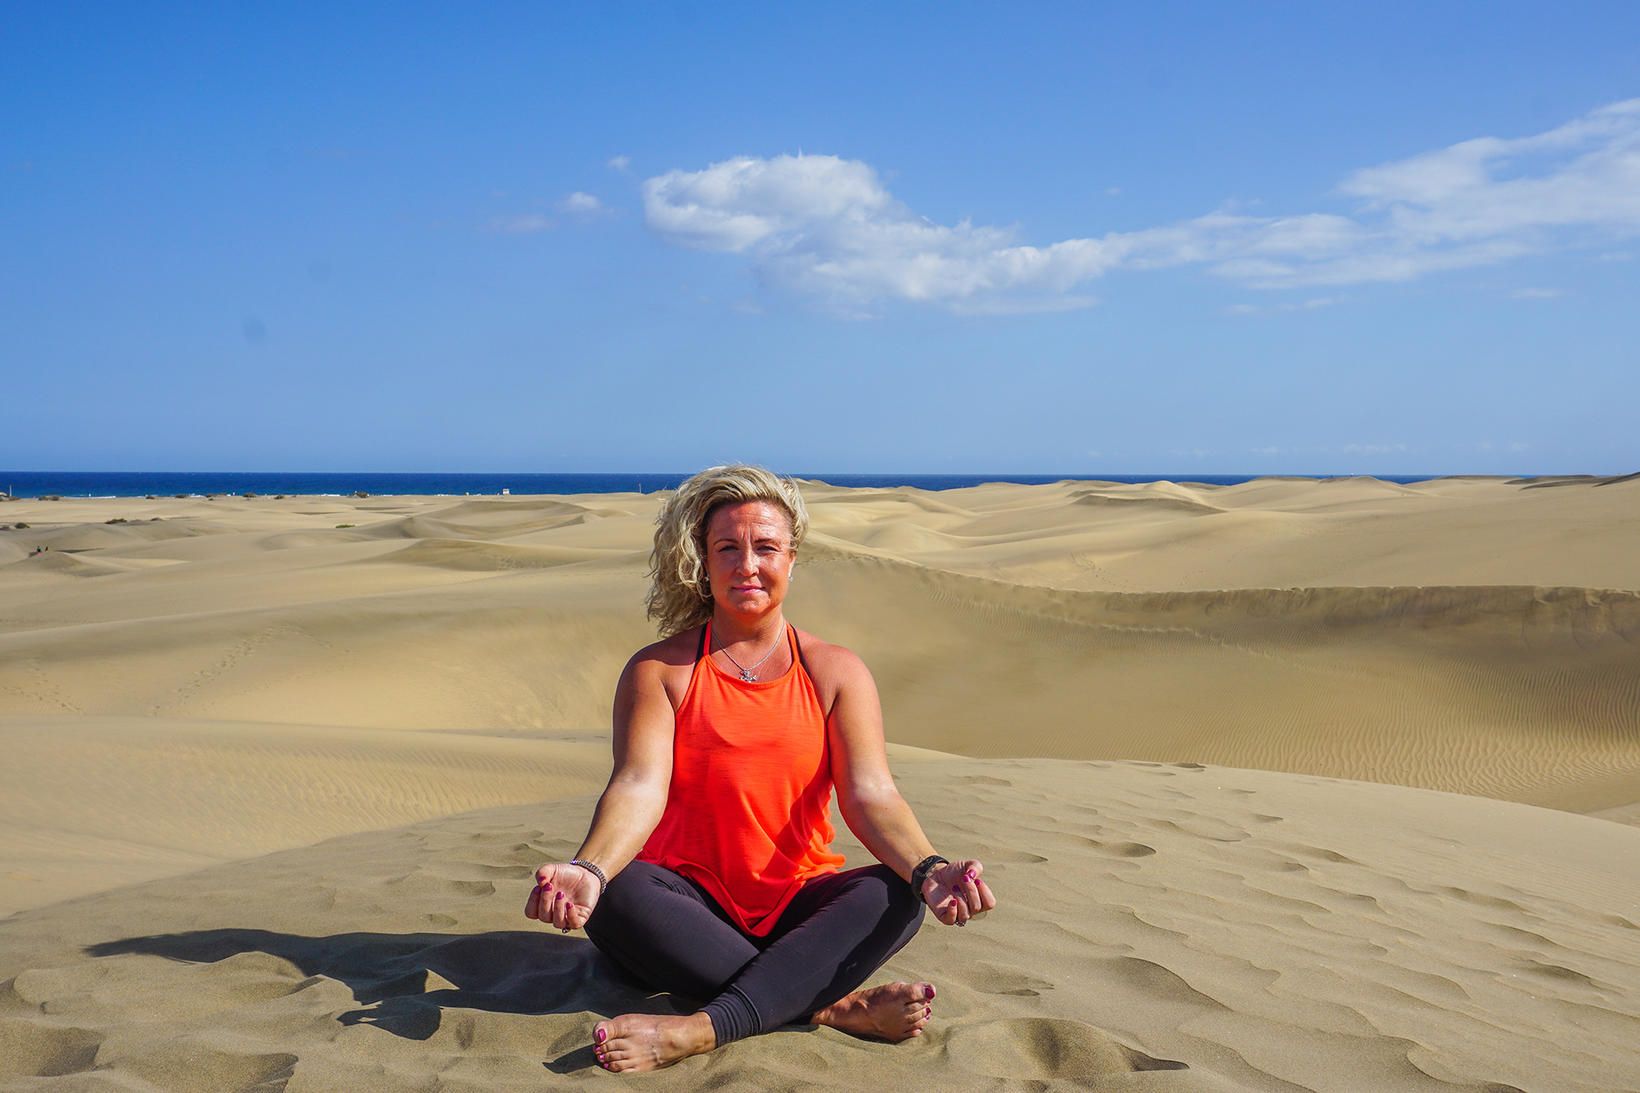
[703,500,796,620]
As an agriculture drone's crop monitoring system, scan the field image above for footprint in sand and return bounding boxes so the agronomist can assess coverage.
[0,1018,102,1079]
[963,961,1056,998]
[120,1041,297,1093]
[940,1016,1188,1083]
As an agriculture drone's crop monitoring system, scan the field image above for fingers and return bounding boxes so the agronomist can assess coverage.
[527,863,558,922]
[937,860,995,927]
[527,864,590,931]
[551,889,571,931]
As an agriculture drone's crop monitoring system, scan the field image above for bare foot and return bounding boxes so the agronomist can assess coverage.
[812,981,935,1041]
[592,1012,716,1073]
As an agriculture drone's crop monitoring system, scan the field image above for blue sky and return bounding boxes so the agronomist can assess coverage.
[4,4,1638,474]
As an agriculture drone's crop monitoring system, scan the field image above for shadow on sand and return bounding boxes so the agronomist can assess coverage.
[86,928,684,1074]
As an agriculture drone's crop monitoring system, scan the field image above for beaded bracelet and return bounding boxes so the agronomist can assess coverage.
[570,858,608,896]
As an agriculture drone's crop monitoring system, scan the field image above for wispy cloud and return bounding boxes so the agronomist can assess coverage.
[488,192,606,235]
[607,154,631,172]
[1224,296,1340,317]
[642,99,1640,313]
[559,191,604,215]
[1510,287,1566,299]
[488,213,554,234]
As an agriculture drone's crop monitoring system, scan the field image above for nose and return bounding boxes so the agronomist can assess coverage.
[732,548,758,575]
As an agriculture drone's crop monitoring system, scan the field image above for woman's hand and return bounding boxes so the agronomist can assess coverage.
[524,863,601,932]
[921,858,997,926]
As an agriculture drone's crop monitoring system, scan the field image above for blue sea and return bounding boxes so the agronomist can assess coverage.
[0,470,1442,499]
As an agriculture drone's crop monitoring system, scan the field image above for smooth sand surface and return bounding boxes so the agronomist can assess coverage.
[2,477,1638,1090]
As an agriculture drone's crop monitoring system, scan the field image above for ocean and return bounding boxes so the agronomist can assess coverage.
[0,470,1441,499]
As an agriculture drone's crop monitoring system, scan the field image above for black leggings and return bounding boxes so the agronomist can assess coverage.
[584,861,925,1045]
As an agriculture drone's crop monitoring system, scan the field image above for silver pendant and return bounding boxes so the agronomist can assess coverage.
[739,669,758,682]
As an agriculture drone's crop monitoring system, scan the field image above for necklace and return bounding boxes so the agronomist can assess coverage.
[718,624,785,682]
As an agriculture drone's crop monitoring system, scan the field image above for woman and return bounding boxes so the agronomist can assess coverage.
[525,464,997,1073]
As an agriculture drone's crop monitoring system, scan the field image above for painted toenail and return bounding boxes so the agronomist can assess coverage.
[596,1027,607,1043]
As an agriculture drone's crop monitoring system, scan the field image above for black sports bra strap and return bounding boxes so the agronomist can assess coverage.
[695,622,710,662]
[793,627,815,683]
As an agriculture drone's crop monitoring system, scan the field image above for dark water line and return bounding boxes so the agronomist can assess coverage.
[0,469,1456,499]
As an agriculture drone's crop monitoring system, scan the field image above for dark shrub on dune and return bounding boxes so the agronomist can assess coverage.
[353,490,370,498]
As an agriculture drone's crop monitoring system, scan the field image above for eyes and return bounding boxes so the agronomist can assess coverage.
[716,542,785,555]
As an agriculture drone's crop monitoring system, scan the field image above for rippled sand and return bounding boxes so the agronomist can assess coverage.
[2,477,1637,1089]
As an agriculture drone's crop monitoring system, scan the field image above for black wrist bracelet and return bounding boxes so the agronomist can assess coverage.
[910,854,948,897]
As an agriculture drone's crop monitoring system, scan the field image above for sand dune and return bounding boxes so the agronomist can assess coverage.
[2,477,1639,1089]
[2,758,1636,1091]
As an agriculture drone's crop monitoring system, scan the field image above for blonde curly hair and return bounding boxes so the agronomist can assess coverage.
[646,464,809,637]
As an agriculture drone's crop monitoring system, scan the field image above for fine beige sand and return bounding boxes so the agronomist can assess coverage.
[2,476,1638,1090]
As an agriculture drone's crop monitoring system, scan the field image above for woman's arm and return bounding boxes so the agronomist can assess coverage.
[826,650,935,879]
[825,649,997,926]
[526,650,675,931]
[575,651,677,873]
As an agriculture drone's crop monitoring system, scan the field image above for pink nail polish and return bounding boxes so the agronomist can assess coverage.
[924,1007,931,1018]
[926,985,936,1000]
[596,1027,607,1044]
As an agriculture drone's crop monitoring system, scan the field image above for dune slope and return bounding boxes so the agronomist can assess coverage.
[1,758,1636,1091]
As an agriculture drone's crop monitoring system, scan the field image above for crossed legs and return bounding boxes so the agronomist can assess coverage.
[582,861,930,1072]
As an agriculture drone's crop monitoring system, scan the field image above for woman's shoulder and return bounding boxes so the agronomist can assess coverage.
[792,627,873,693]
[621,627,701,683]
[631,625,703,667]
[621,626,704,708]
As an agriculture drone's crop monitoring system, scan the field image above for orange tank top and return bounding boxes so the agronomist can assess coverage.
[637,620,845,936]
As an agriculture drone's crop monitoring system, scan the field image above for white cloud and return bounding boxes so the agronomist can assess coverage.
[642,154,1121,312]
[607,154,632,172]
[642,99,1640,312]
[559,191,604,215]
[1340,442,1409,455]
[489,213,553,234]
[1225,295,1341,316]
[1510,287,1566,299]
